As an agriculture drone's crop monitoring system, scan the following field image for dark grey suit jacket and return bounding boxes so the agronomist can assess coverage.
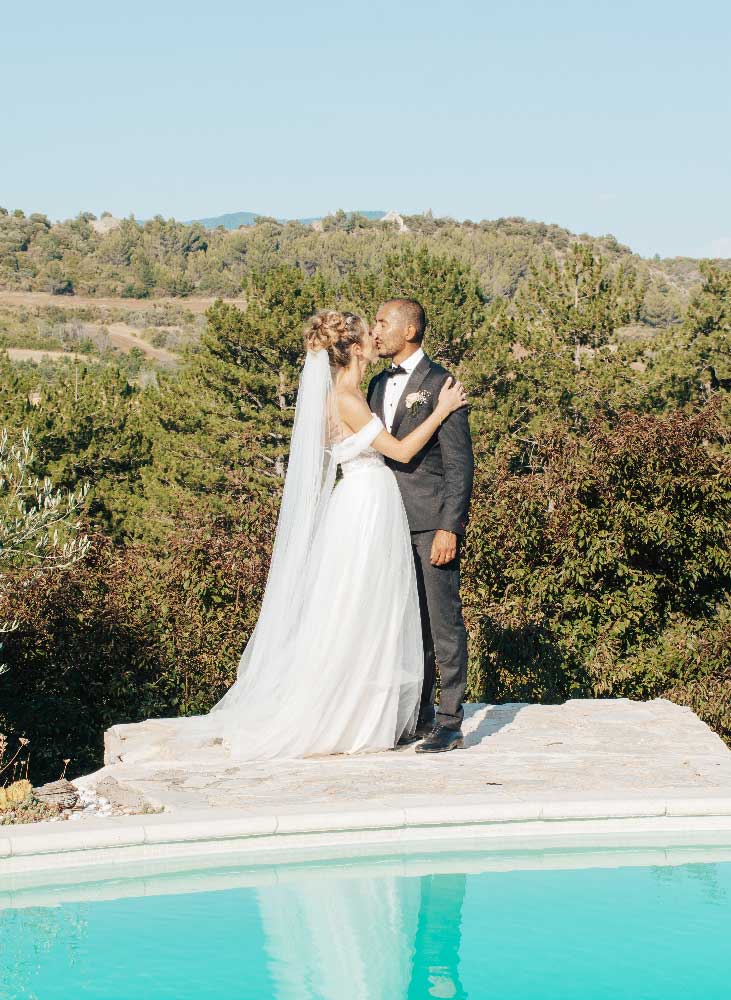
[367,353,474,535]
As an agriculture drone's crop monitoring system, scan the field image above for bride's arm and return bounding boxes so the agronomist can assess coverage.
[337,379,467,464]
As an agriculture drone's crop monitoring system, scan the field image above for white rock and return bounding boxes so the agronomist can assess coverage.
[77,699,731,819]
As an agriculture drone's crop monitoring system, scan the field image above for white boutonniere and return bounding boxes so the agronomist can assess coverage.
[405,389,431,417]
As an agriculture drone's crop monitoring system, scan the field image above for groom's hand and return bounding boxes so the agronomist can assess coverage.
[430,529,457,566]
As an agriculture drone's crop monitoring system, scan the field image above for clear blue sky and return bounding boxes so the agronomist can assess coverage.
[2,0,729,258]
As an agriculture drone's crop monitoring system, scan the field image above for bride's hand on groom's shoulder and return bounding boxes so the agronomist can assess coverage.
[436,377,468,418]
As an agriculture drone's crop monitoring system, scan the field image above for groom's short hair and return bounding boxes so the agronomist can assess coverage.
[385,298,427,342]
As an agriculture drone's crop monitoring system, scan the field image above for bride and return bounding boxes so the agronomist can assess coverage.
[111,310,467,763]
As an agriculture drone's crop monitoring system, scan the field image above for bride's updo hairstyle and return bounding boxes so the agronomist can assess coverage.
[304,310,368,368]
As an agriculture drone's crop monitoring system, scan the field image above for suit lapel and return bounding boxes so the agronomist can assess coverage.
[391,354,432,437]
[371,371,388,423]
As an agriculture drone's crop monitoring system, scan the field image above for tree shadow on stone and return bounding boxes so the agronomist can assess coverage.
[462,701,525,748]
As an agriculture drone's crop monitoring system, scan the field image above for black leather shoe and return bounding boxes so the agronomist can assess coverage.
[415,717,435,739]
[396,718,435,747]
[414,726,464,754]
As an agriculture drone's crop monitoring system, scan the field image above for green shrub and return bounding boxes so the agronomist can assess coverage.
[463,400,731,745]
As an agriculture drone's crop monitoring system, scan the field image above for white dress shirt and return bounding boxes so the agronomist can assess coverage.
[383,347,425,433]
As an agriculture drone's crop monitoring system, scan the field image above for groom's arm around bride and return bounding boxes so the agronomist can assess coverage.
[368,299,474,752]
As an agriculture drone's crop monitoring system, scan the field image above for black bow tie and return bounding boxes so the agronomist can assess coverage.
[385,365,407,378]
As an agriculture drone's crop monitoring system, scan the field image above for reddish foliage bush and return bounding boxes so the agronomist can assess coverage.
[0,494,276,783]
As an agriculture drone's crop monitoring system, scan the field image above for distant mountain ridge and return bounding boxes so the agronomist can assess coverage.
[188,210,387,230]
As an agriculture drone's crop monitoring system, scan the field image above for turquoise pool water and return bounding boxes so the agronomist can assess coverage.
[2,850,731,999]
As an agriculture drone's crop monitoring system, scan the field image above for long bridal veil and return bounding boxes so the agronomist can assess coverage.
[120,349,339,761]
[211,347,337,717]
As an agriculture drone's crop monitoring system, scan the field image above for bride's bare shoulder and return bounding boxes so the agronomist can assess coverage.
[334,386,371,430]
[334,384,367,406]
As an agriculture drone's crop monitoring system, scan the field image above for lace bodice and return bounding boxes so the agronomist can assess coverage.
[332,414,385,475]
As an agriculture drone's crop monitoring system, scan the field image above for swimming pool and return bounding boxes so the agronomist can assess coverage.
[2,846,731,999]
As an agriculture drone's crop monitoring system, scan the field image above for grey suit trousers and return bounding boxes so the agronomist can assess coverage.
[411,529,468,731]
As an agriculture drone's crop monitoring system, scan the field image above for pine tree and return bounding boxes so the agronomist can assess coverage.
[21,366,149,539]
[139,265,333,536]
[515,243,645,368]
[684,262,731,361]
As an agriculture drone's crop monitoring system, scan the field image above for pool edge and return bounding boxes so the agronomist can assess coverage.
[4,797,731,877]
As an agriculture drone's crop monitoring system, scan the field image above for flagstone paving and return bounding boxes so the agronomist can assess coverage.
[71,698,731,816]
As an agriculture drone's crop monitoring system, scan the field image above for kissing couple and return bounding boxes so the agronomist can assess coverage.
[114,299,474,764]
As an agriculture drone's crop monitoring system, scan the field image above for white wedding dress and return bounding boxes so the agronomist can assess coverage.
[107,350,423,763]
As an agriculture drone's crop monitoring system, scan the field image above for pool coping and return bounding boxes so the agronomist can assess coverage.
[3,795,731,877]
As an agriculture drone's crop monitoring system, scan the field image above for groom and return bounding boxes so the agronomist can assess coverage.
[368,299,474,753]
